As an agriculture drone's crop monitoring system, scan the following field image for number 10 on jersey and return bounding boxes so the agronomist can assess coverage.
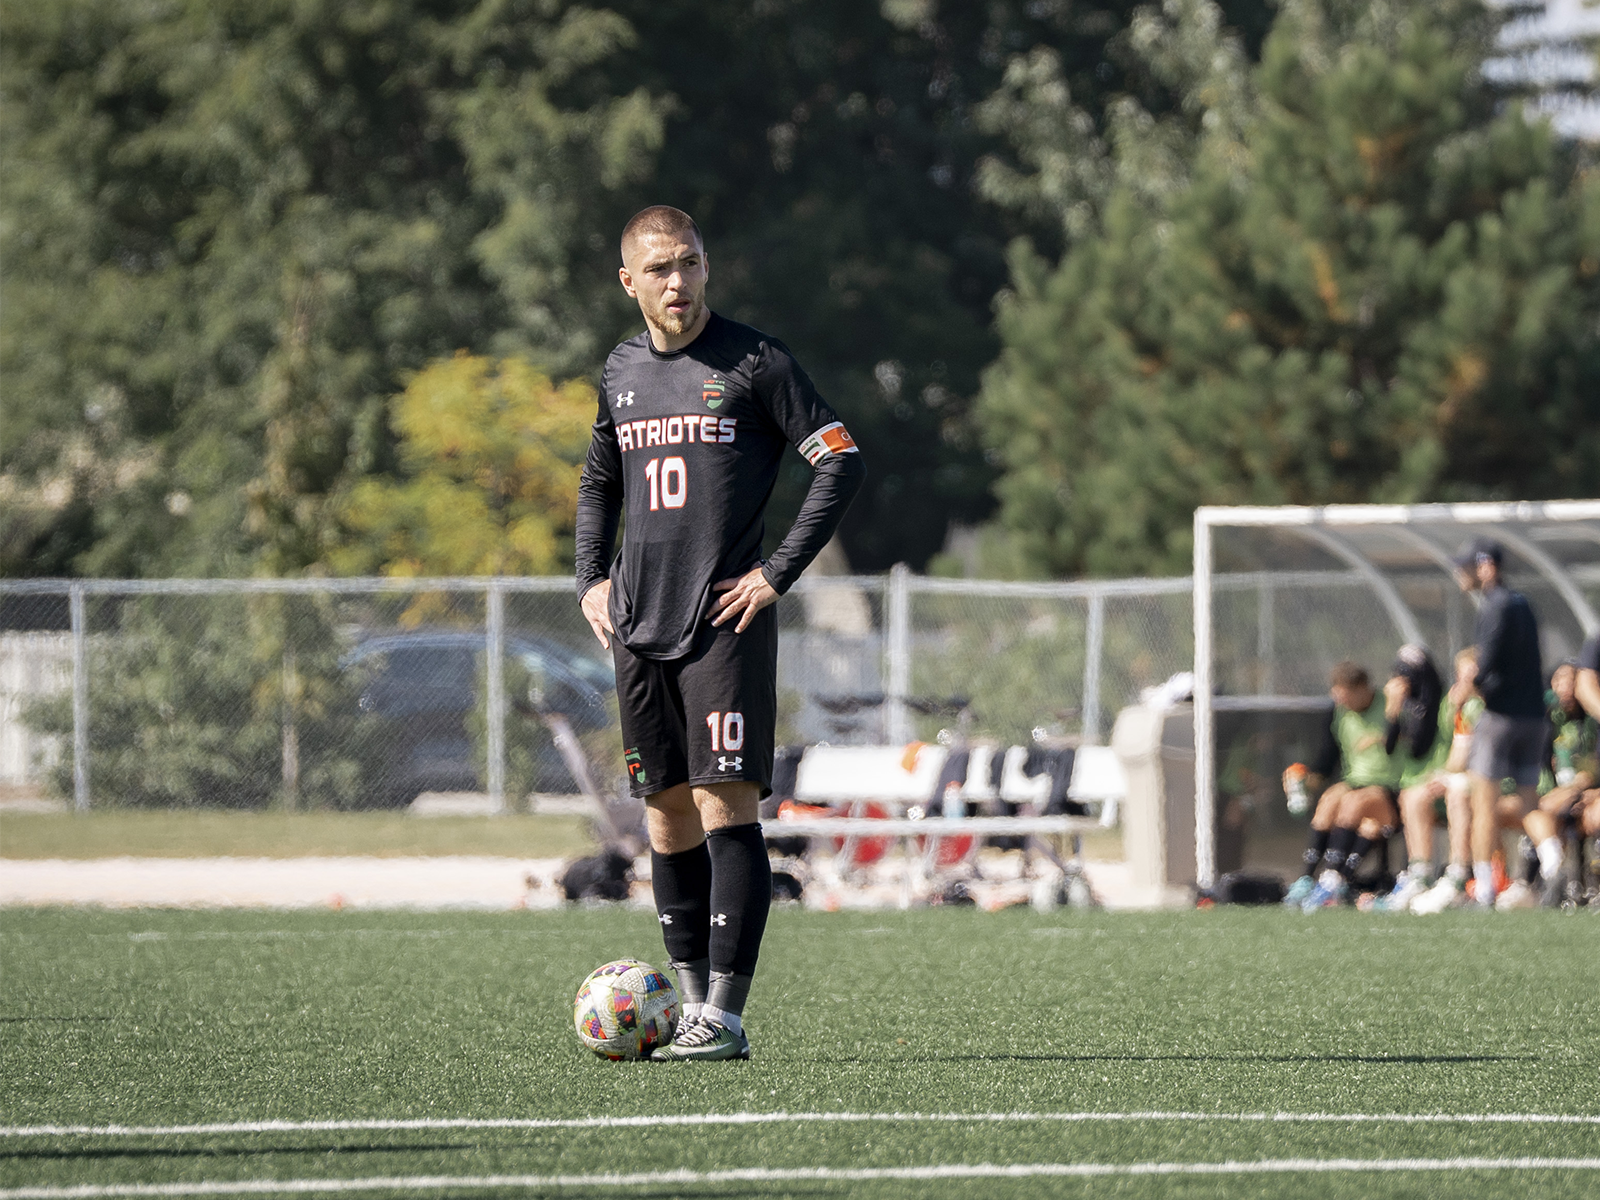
[706,711,744,752]
[643,456,686,510]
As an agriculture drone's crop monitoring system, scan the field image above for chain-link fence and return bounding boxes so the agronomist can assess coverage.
[2,571,1205,811]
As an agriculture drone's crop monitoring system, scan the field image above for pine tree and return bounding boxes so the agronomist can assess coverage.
[979,0,1600,577]
[0,0,668,578]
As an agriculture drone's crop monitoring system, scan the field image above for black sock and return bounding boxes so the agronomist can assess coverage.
[1304,828,1331,874]
[706,822,772,983]
[651,843,712,1008]
[1323,827,1354,874]
[1343,835,1374,881]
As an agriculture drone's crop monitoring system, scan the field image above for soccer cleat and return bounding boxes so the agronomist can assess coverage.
[1283,874,1316,907]
[1494,880,1537,911]
[1540,872,1569,909]
[1372,872,1428,913]
[1301,871,1349,913]
[1411,874,1468,915]
[650,1019,750,1062]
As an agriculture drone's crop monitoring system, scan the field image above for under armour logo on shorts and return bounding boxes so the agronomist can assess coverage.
[710,913,727,926]
[717,756,742,772]
[658,914,673,925]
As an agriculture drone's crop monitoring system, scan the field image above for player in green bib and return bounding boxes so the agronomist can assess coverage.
[1283,661,1405,911]
[1516,659,1597,905]
[1377,647,1479,911]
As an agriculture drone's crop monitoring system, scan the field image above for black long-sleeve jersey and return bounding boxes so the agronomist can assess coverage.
[574,312,866,660]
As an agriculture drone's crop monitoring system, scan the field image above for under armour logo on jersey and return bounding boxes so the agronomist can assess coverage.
[717,756,742,772]
[658,914,673,925]
[616,391,635,406]
[710,913,728,927]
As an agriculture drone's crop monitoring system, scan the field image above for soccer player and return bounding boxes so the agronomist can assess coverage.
[1503,659,1597,908]
[1451,538,1546,909]
[1403,648,1486,913]
[1372,646,1450,911]
[1282,662,1404,911]
[575,206,865,1061]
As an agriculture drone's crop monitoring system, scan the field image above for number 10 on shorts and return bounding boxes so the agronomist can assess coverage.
[706,711,745,752]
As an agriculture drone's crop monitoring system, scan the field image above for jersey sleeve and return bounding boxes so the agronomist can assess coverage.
[1581,634,1600,675]
[751,339,866,594]
[574,371,623,601]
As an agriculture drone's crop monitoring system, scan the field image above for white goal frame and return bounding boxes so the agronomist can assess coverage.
[1192,500,1600,890]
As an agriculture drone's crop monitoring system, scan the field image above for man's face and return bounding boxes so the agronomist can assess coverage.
[619,231,708,342]
[1331,682,1371,711]
[1475,556,1499,589]
[1553,664,1577,709]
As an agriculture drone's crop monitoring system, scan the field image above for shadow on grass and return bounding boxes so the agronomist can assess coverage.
[0,1016,115,1023]
[837,1052,1534,1066]
[1,1142,477,1162]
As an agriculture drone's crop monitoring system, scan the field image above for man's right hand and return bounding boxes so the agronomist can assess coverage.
[581,580,615,650]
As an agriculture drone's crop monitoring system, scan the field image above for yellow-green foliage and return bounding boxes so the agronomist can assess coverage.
[337,355,594,579]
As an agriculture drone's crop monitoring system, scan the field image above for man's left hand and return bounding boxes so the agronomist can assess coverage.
[710,567,779,633]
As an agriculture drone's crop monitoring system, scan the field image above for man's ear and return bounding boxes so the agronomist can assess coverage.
[618,265,636,298]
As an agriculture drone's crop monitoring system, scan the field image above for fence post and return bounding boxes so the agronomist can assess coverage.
[69,584,89,813]
[1082,589,1104,743]
[884,563,911,745]
[486,582,506,812]
[1256,579,1275,695]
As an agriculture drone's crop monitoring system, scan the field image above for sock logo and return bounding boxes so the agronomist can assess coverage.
[716,755,742,772]
[624,747,648,784]
[710,913,727,926]
[658,914,673,925]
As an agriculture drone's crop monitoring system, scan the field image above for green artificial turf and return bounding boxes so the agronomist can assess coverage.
[1,906,1597,1198]
[0,810,594,860]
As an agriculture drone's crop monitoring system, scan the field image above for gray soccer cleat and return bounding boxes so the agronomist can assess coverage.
[650,1019,751,1062]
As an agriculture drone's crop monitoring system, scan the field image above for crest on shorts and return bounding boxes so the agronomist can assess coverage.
[624,747,648,785]
[702,376,726,409]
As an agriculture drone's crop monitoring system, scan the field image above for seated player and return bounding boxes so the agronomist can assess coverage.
[1411,651,1491,914]
[1371,646,1450,911]
[1499,659,1597,908]
[1283,662,1404,911]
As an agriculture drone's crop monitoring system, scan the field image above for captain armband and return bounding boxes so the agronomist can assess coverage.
[797,421,859,466]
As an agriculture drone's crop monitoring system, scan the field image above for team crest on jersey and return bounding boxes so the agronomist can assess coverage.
[702,377,726,409]
[624,747,648,785]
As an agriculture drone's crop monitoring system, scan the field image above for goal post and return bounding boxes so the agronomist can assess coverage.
[1192,500,1600,890]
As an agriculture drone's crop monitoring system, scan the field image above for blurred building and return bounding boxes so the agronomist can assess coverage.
[1486,0,1600,139]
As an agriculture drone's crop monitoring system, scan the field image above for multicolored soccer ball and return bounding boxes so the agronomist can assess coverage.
[572,958,679,1060]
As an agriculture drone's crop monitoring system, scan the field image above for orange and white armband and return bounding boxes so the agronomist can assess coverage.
[798,421,858,465]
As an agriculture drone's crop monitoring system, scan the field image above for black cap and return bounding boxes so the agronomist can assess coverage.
[1451,537,1503,570]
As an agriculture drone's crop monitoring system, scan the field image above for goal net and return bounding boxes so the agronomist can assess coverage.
[1193,501,1600,889]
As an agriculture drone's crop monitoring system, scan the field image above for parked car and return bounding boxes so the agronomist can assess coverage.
[342,630,614,806]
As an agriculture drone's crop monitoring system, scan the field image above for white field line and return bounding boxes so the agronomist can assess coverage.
[4,1111,1600,1138]
[3,1157,1600,1197]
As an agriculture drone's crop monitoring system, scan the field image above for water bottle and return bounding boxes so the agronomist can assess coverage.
[942,781,965,818]
[1285,763,1310,816]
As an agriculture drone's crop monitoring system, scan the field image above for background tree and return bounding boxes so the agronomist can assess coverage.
[334,354,594,579]
[978,0,1600,577]
[3,0,1280,582]
[1,0,666,579]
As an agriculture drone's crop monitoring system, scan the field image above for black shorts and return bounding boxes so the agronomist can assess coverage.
[612,605,777,799]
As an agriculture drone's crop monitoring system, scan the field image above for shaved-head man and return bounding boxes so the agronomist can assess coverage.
[575,206,866,1060]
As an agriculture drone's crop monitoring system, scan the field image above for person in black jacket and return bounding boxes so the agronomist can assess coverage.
[1451,537,1547,908]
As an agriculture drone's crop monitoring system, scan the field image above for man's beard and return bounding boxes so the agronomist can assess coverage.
[654,291,704,336]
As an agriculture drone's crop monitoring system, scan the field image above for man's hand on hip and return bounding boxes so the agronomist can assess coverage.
[710,567,778,633]
[581,580,615,650]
